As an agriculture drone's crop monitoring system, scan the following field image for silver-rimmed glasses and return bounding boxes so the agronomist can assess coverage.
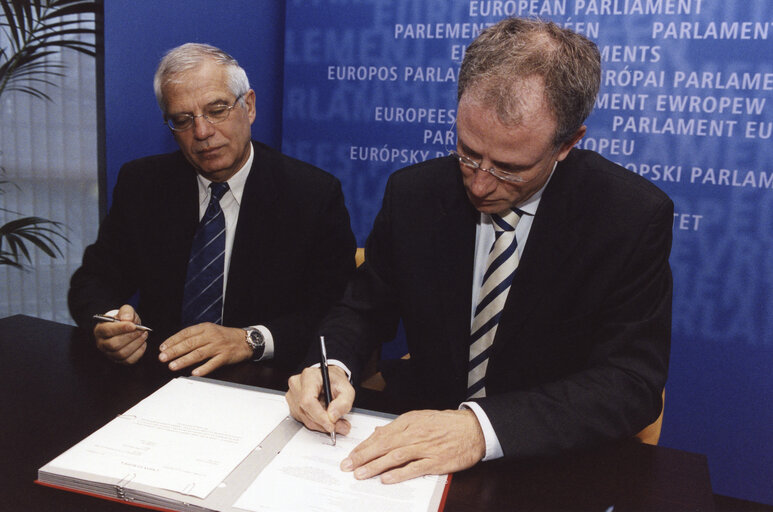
[165,93,244,132]
[449,149,545,183]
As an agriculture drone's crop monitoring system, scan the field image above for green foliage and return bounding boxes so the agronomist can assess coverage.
[0,214,65,268]
[0,0,97,269]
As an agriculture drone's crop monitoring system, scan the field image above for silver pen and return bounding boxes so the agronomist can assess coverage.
[92,314,153,332]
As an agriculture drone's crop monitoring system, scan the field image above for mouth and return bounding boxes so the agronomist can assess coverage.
[467,194,504,212]
[196,145,223,157]
[466,191,495,205]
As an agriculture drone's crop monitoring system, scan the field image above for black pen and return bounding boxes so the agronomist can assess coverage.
[92,314,153,332]
[319,336,336,446]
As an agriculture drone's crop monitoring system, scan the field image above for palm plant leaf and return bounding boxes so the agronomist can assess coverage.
[0,215,68,268]
[0,0,92,269]
[0,0,97,99]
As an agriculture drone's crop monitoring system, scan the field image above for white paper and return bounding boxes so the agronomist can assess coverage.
[46,378,289,499]
[234,412,445,512]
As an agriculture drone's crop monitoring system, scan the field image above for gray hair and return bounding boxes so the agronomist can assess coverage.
[458,18,601,146]
[153,43,250,112]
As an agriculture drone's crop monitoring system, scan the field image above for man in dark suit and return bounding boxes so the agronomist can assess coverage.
[286,18,672,484]
[69,43,355,375]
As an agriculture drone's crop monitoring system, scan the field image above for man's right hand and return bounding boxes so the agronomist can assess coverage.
[93,304,148,364]
[286,365,355,437]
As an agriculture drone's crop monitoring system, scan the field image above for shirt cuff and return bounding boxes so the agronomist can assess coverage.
[460,401,504,461]
[311,360,352,381]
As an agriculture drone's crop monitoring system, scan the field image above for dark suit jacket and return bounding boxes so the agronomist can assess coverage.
[320,148,673,458]
[69,141,356,370]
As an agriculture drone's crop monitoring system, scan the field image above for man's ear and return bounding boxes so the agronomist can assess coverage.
[244,89,257,124]
[556,125,587,162]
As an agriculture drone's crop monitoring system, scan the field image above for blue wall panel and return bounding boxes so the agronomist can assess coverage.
[104,0,285,206]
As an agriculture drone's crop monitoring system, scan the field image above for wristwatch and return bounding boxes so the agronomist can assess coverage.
[242,327,265,361]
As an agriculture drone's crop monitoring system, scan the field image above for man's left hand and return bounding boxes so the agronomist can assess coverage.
[341,409,486,484]
[159,324,252,376]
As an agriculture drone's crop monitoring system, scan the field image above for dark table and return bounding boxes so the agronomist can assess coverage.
[0,314,715,511]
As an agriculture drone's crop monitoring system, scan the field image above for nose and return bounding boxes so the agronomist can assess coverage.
[192,116,215,140]
[468,167,498,197]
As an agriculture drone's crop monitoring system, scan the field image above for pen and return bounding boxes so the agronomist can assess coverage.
[319,336,336,446]
[92,314,153,332]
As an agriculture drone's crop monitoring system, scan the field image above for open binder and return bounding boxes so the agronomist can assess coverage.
[36,377,450,512]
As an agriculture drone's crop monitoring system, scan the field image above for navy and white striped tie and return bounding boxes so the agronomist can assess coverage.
[468,208,522,399]
[181,182,229,327]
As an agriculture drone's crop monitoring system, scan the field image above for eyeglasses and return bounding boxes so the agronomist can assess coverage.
[165,94,244,132]
[449,150,544,183]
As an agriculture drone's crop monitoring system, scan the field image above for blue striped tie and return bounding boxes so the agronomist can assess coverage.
[181,182,229,327]
[468,208,522,399]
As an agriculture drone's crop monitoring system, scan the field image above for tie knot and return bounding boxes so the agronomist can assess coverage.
[210,182,230,202]
[492,208,522,233]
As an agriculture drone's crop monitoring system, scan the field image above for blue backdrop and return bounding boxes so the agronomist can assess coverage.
[104,0,772,504]
[103,0,285,205]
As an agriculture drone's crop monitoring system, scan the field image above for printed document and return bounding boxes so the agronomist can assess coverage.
[234,411,445,512]
[44,378,289,499]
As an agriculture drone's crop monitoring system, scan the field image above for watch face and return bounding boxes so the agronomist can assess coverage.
[249,330,264,345]
[245,328,265,360]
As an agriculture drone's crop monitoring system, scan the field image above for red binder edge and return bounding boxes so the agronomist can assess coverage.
[438,473,453,512]
[34,480,181,512]
[38,475,452,512]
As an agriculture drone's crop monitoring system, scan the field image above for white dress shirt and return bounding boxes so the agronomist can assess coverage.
[192,143,275,360]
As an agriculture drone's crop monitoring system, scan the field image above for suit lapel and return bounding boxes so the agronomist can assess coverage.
[432,168,478,377]
[492,159,583,352]
[163,156,200,319]
[224,143,279,323]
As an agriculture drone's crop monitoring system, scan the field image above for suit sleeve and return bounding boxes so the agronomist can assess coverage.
[68,165,142,332]
[478,195,673,458]
[314,177,403,383]
[264,178,358,370]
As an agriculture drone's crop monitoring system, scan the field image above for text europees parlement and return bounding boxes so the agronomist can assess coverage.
[393,20,599,39]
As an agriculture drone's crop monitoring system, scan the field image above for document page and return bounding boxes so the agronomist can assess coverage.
[45,378,289,499]
[234,412,445,512]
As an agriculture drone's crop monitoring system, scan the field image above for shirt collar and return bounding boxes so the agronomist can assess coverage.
[195,142,254,206]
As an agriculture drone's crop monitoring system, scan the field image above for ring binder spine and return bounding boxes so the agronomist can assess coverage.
[115,473,136,501]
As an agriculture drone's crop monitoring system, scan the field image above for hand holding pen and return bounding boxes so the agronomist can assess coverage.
[92,305,150,365]
[285,341,355,445]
